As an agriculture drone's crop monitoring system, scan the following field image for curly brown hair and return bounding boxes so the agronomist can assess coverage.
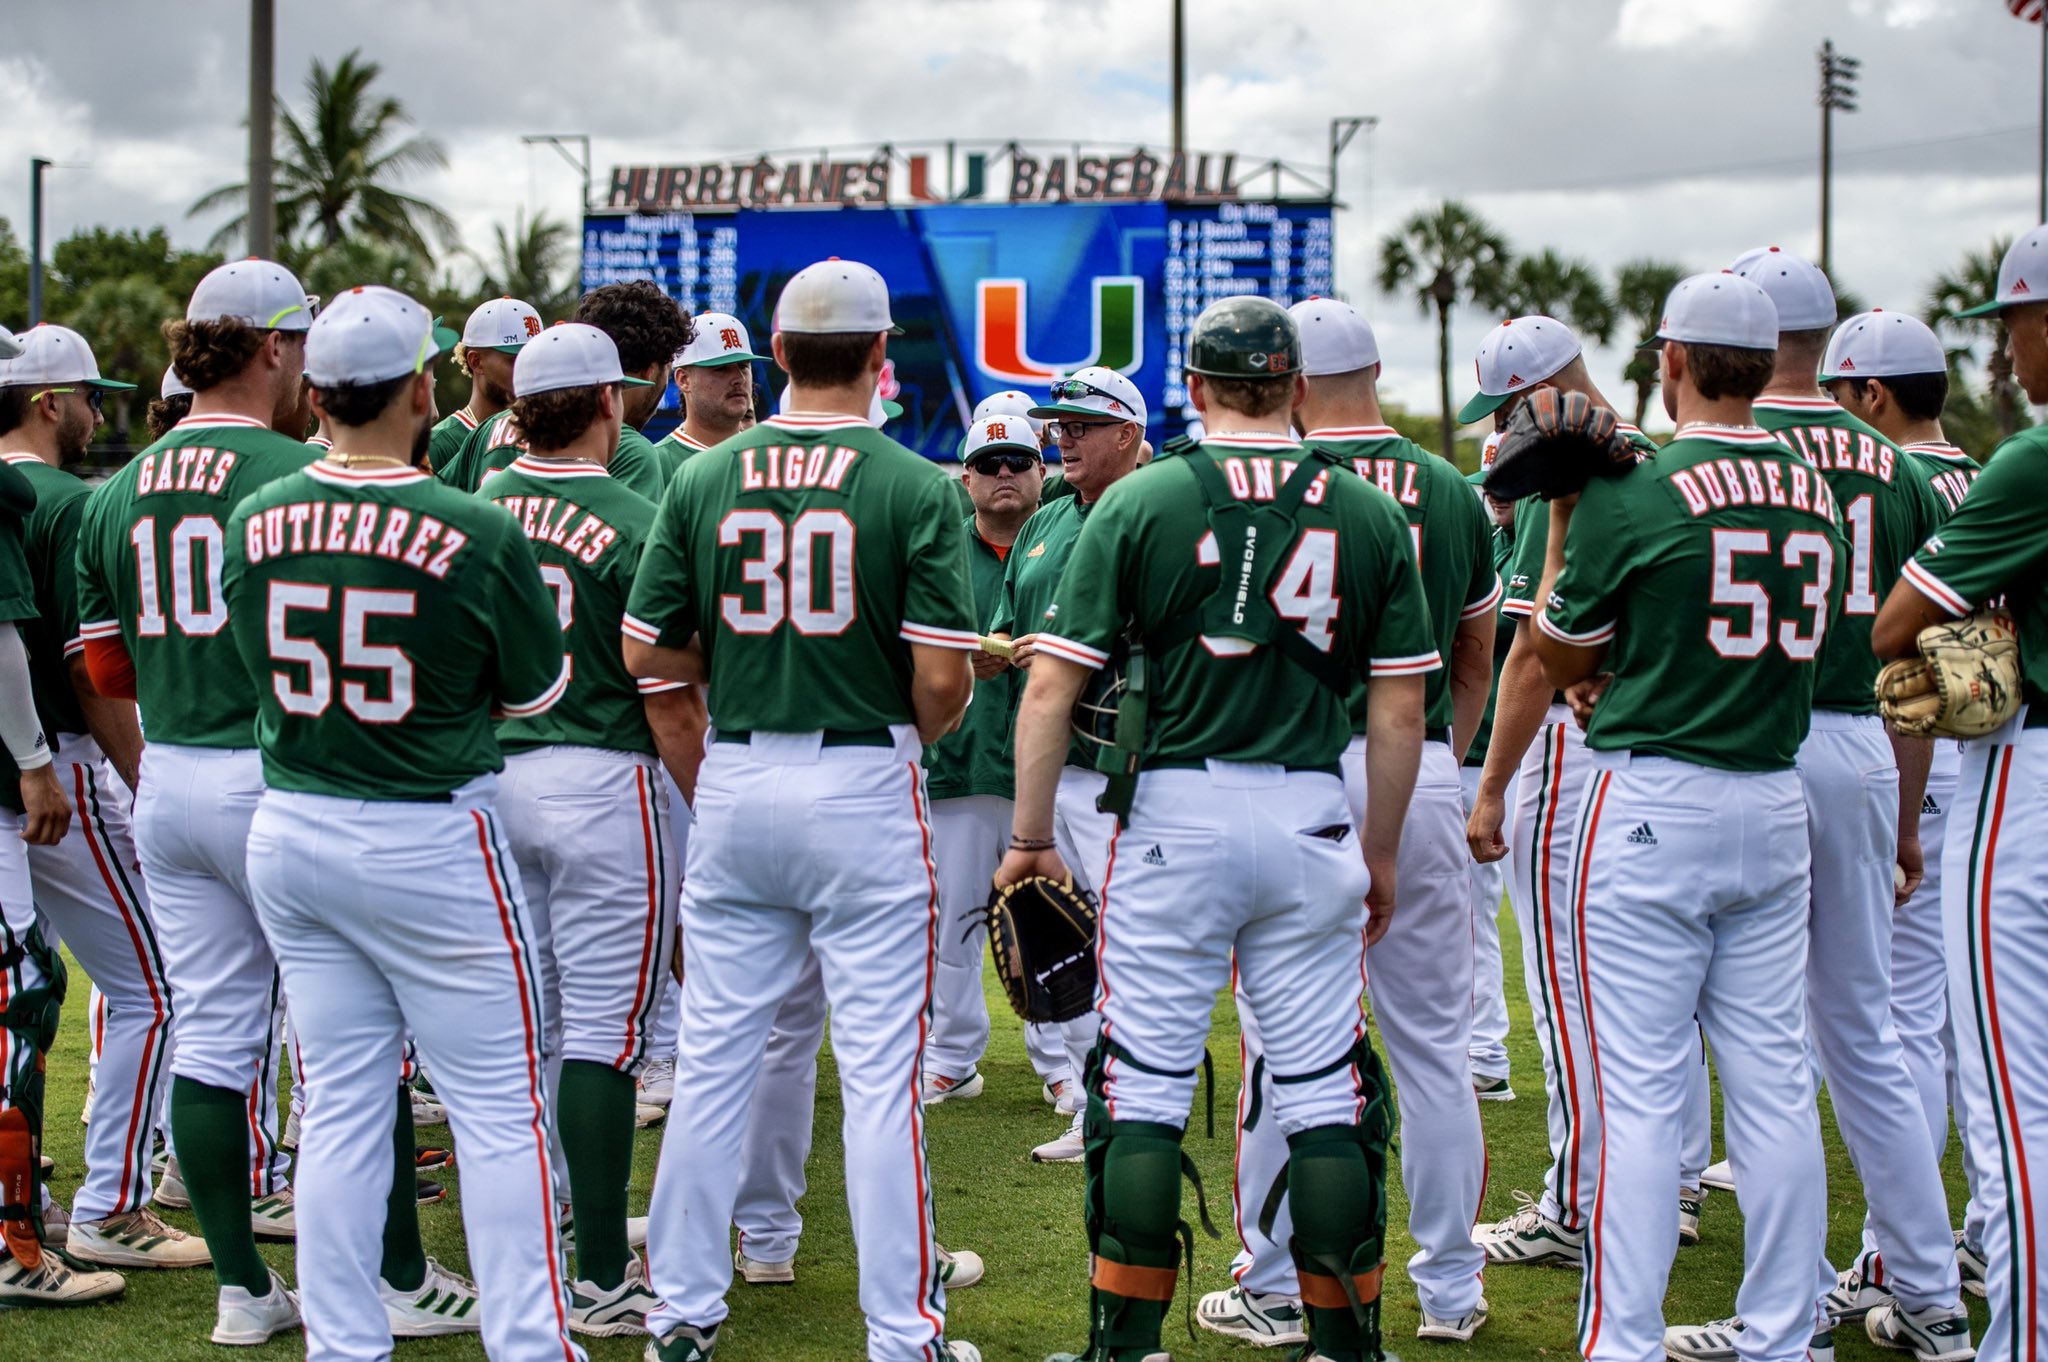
[145,393,194,441]
[162,316,269,391]
[572,281,692,374]
[510,385,608,452]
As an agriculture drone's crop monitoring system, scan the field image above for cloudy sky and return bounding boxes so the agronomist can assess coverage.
[4,0,2043,425]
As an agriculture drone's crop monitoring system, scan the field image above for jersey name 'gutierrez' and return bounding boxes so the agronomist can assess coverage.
[237,498,470,579]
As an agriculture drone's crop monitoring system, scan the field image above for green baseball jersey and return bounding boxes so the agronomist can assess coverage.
[1040,470,1077,504]
[1542,428,1846,771]
[1901,426,2048,709]
[2,454,90,741]
[426,408,481,474]
[1901,440,1980,521]
[987,490,1101,768]
[923,518,1017,799]
[480,455,672,756]
[1502,423,1658,620]
[1307,428,1500,733]
[77,416,320,748]
[625,413,979,732]
[1755,397,1944,714]
[437,409,664,501]
[1037,434,1440,769]
[222,460,567,800]
[653,428,712,486]
[0,509,36,813]
[1466,519,1518,766]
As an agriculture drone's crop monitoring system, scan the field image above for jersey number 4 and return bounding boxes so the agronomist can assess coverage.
[718,509,855,636]
[1706,529,1836,661]
[266,583,417,722]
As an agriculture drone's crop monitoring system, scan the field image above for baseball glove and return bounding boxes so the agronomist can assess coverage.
[1875,609,2024,739]
[982,875,1099,1023]
[1482,388,1638,503]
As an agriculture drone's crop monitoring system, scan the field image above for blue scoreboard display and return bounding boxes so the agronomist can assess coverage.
[581,199,1335,462]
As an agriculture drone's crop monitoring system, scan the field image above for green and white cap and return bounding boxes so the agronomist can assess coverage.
[973,389,1046,437]
[1027,365,1147,426]
[514,321,655,396]
[1959,225,2048,317]
[306,286,459,387]
[675,312,764,368]
[462,296,542,353]
[161,364,192,399]
[188,257,317,331]
[0,324,136,390]
[1822,309,1946,380]
[1647,273,1778,350]
[1456,315,1580,423]
[963,414,1043,461]
[1730,246,1836,330]
[774,258,900,335]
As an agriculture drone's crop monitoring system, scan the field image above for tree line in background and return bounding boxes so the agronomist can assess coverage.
[0,48,2027,465]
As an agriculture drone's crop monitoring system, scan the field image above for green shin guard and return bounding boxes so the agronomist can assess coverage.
[558,1060,638,1290]
[1278,1041,1395,1362]
[170,1076,272,1293]
[381,1083,427,1292]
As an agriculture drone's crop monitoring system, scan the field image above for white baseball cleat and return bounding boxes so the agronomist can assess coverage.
[1032,1110,1085,1163]
[1473,1075,1515,1102]
[250,1188,296,1240]
[569,1254,662,1337]
[937,1243,983,1289]
[211,1268,302,1346]
[1699,1158,1735,1192]
[1678,1186,1706,1246]
[0,1247,127,1305]
[735,1249,795,1285]
[558,1210,648,1254]
[67,1207,212,1269]
[638,1058,676,1108]
[645,1321,718,1362]
[154,1153,191,1209]
[635,1102,667,1129]
[940,1341,981,1362]
[41,1200,69,1242]
[1417,1295,1488,1342]
[1864,1299,1975,1362]
[921,1070,985,1105]
[1196,1284,1308,1346]
[1823,1249,1894,1323]
[1662,1315,1836,1362]
[1472,1190,1584,1266]
[1954,1230,1986,1299]
[410,1092,447,1127]
[381,1257,482,1336]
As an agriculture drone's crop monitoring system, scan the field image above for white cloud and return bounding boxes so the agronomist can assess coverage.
[1615,0,1778,49]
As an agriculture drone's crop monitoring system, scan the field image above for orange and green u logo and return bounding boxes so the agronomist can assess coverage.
[975,277,1142,385]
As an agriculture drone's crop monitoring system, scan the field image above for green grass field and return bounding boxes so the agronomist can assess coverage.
[17,903,1983,1360]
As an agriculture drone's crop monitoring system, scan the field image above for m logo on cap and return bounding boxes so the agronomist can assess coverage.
[522,315,542,338]
[720,327,742,350]
[989,421,1009,440]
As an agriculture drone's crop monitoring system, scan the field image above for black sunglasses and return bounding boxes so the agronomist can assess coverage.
[40,387,105,415]
[966,451,1040,476]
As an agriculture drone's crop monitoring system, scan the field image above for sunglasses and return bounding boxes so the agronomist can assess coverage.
[1048,377,1123,405]
[966,451,1040,476]
[1047,419,1115,443]
[39,387,105,415]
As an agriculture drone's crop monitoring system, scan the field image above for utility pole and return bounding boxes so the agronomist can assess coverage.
[1171,0,1186,168]
[28,158,50,325]
[1818,39,1859,276]
[248,0,276,258]
[522,134,593,213]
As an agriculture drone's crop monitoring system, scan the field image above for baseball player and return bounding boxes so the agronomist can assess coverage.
[480,322,688,1336]
[1464,434,1518,1101]
[223,285,573,1360]
[1197,297,1496,1347]
[1460,317,1714,1263]
[146,363,194,442]
[74,259,323,1344]
[0,328,203,1273]
[1679,247,1965,1356]
[1531,273,1846,1362]
[655,311,764,481]
[997,295,1435,1362]
[1874,224,2048,1362]
[1823,309,1995,1286]
[426,296,541,473]
[624,257,982,1362]
[921,415,1046,1102]
[984,363,1150,1161]
[973,390,1050,448]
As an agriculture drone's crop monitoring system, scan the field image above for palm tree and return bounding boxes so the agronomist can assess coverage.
[1613,258,1688,427]
[62,275,179,441]
[1378,201,1511,456]
[1497,249,1616,345]
[480,211,577,319]
[191,50,457,261]
[1926,241,2022,439]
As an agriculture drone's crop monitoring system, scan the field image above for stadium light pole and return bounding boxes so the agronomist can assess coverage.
[28,158,50,325]
[1171,0,1186,170]
[249,0,276,259]
[524,134,593,214]
[1817,39,1859,277]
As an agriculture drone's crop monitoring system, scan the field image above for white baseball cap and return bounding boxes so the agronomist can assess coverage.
[675,312,764,368]
[1028,365,1148,427]
[305,286,459,387]
[1822,310,1948,381]
[0,324,135,391]
[462,297,542,353]
[0,325,19,361]
[514,322,657,397]
[1289,297,1381,376]
[972,389,1046,436]
[187,257,317,332]
[1457,316,1581,423]
[1647,273,1779,351]
[774,258,900,335]
[1730,246,1837,331]
[161,364,192,399]
[1960,225,2048,317]
[962,415,1043,463]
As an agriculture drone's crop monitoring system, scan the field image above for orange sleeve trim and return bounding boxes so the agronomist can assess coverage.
[82,636,138,701]
[1090,1258,1179,1302]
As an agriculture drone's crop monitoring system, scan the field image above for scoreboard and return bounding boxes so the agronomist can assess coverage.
[581,198,1337,462]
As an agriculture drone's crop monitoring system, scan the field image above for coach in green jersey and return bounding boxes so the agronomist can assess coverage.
[655,311,765,482]
[225,285,570,1359]
[1533,274,1844,1362]
[426,296,539,474]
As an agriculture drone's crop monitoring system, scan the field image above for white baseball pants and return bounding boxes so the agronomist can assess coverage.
[1574,755,1825,1362]
[132,743,288,1194]
[643,768,694,1068]
[27,738,172,1222]
[1461,764,1512,1086]
[247,778,584,1362]
[644,730,954,1362]
[1048,768,1112,1090]
[925,795,1010,1080]
[1944,725,2048,1362]
[1798,714,1961,1312]
[731,949,826,1265]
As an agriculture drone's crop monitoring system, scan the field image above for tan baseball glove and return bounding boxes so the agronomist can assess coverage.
[1875,609,2023,739]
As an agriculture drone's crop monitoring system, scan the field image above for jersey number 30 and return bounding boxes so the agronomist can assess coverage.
[718,509,855,636]
[266,583,418,722]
